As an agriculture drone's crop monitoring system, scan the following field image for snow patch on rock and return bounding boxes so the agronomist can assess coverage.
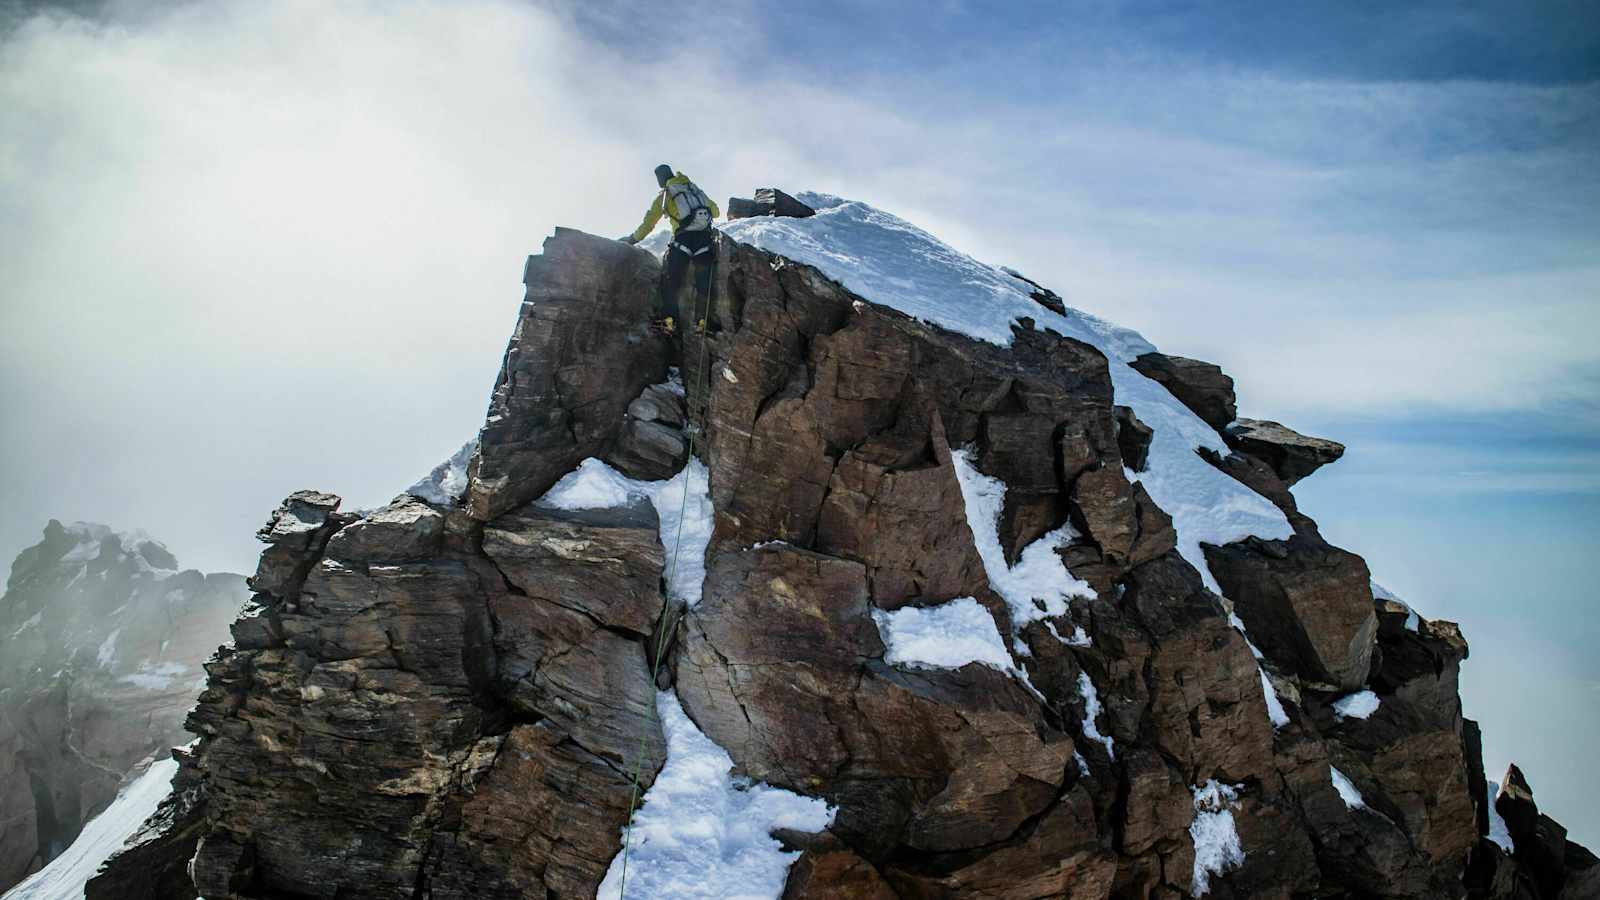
[1190,780,1246,896]
[949,448,1095,632]
[1258,669,1291,728]
[1224,611,1292,729]
[1332,690,1380,721]
[1330,766,1366,810]
[872,597,1016,674]
[119,660,190,691]
[95,629,120,668]
[538,457,714,606]
[1371,579,1421,631]
[597,691,834,900]
[1078,671,1116,760]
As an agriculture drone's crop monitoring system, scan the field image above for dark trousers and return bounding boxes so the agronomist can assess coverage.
[660,228,715,324]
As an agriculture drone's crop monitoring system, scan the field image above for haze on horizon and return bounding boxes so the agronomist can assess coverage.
[1,0,1596,843]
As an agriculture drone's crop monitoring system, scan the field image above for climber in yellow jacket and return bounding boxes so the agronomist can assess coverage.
[620,164,720,332]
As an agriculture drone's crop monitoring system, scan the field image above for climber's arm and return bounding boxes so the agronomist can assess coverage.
[627,192,665,244]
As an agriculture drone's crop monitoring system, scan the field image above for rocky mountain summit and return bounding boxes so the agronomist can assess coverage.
[0,522,247,893]
[85,194,1593,899]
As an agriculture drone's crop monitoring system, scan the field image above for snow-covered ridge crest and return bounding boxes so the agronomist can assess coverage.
[722,194,1292,589]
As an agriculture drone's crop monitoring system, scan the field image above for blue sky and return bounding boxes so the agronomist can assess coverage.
[2,0,1597,843]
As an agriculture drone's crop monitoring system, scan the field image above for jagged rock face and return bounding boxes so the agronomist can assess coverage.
[466,229,672,521]
[1129,351,1237,431]
[1205,535,1377,691]
[91,226,1591,900]
[1224,418,1345,487]
[0,521,246,892]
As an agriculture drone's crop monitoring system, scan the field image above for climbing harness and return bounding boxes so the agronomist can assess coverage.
[668,238,714,258]
[614,232,719,899]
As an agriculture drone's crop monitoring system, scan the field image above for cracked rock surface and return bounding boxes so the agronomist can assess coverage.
[86,228,1592,900]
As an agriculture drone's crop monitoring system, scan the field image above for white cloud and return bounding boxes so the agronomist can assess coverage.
[0,0,1595,575]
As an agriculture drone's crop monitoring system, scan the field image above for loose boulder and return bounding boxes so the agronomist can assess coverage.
[1225,417,1346,486]
[1130,351,1237,431]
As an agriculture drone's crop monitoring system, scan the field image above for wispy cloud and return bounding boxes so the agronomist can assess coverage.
[0,0,1595,570]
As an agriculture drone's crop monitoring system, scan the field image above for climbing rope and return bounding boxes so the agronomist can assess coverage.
[614,232,719,899]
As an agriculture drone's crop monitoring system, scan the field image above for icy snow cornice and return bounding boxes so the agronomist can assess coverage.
[1370,579,1422,632]
[722,194,1291,589]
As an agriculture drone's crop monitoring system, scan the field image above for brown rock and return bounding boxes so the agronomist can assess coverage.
[466,228,670,520]
[882,787,1117,899]
[675,544,1072,859]
[323,495,444,562]
[422,724,651,898]
[779,831,898,900]
[1129,352,1237,431]
[608,383,690,481]
[482,500,664,636]
[814,420,989,606]
[1115,404,1154,472]
[1204,535,1376,691]
[1223,418,1345,486]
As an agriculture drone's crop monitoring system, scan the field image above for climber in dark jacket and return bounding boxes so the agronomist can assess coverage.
[620,164,720,332]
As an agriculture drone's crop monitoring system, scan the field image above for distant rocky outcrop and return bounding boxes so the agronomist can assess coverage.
[0,522,246,892]
[727,187,816,220]
[84,199,1591,900]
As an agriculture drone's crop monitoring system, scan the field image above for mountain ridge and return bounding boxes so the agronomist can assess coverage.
[67,196,1596,899]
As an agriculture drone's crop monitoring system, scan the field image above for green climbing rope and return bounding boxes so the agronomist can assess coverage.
[614,234,719,899]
